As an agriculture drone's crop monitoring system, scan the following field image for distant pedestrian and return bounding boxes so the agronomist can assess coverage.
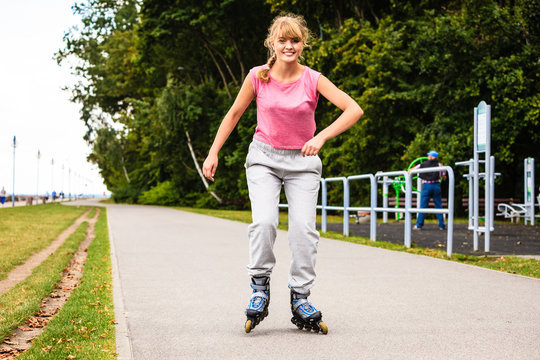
[410,150,447,230]
[45,191,49,202]
[52,190,57,201]
[0,187,6,206]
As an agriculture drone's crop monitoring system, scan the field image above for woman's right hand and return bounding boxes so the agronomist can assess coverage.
[203,154,218,182]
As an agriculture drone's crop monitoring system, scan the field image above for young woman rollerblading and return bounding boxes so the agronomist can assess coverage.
[203,13,363,334]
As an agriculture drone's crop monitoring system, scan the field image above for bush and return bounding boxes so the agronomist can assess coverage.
[111,185,140,204]
[138,181,181,206]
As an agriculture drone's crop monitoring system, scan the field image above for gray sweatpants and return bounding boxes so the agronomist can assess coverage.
[245,139,322,294]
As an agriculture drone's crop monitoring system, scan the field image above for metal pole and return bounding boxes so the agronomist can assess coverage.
[525,158,535,226]
[404,172,412,248]
[51,158,54,196]
[383,176,388,223]
[473,107,479,251]
[62,164,65,198]
[446,167,455,257]
[532,158,536,226]
[343,178,350,237]
[12,136,16,207]
[370,175,377,241]
[416,177,422,221]
[69,168,71,200]
[321,179,327,233]
[468,159,474,230]
[524,158,528,225]
[484,105,491,252]
[36,150,41,205]
[490,156,495,231]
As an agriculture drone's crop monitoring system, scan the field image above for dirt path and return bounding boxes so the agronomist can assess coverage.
[0,209,91,295]
[0,209,100,358]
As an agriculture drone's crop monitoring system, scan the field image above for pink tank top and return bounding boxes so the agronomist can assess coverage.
[249,65,321,149]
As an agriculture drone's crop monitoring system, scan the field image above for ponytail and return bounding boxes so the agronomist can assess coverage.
[256,54,276,82]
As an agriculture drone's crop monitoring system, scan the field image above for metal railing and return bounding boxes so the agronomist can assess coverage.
[279,166,455,256]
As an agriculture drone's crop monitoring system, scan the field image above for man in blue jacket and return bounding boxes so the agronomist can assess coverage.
[412,150,447,230]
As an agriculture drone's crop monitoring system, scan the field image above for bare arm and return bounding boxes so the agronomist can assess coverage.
[301,75,364,156]
[202,75,255,181]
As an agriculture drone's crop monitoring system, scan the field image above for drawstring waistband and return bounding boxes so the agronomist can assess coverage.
[252,138,302,156]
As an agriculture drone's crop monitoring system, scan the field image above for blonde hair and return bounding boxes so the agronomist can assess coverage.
[256,14,311,82]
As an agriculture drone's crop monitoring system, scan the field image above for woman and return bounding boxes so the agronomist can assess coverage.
[202,13,363,334]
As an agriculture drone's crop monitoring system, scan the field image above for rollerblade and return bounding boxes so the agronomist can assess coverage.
[244,276,270,333]
[290,290,328,334]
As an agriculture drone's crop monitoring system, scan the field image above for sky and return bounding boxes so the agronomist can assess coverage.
[0,0,109,196]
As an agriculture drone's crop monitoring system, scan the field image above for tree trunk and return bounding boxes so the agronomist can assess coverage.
[185,130,223,204]
[202,41,232,98]
[213,45,238,86]
[232,38,245,77]
[121,154,131,183]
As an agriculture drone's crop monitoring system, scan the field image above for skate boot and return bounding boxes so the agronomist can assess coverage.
[290,290,328,334]
[244,276,270,333]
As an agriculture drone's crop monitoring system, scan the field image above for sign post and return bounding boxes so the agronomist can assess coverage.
[473,101,493,252]
[524,157,535,226]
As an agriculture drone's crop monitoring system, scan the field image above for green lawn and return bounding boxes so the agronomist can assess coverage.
[0,203,88,281]
[0,222,89,343]
[177,207,540,279]
[19,209,115,359]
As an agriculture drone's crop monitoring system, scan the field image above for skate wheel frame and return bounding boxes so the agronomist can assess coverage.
[291,317,328,335]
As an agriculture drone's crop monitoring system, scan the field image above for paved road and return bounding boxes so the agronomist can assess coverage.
[72,200,540,359]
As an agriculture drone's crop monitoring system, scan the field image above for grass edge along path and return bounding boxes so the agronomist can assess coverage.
[18,208,115,359]
[0,222,89,345]
[0,204,89,282]
[178,207,540,279]
[0,209,92,296]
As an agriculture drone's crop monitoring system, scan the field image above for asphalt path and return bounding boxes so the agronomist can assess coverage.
[70,199,540,359]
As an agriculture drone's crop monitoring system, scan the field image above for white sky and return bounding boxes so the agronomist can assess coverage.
[0,0,109,196]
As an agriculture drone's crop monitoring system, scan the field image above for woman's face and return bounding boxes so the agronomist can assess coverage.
[272,33,303,64]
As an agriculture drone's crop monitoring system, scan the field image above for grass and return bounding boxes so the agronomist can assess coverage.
[321,230,540,279]
[0,203,88,281]
[98,198,115,205]
[19,208,116,360]
[177,207,345,225]
[177,207,540,279]
[0,222,89,343]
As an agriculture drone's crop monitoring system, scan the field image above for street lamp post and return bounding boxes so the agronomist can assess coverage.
[36,149,41,205]
[12,136,16,207]
[68,168,71,200]
[61,164,65,199]
[51,158,54,196]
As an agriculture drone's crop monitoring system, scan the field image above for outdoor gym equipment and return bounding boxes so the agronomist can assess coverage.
[455,101,495,252]
[496,157,537,225]
[456,156,499,232]
[382,157,427,221]
[524,157,536,225]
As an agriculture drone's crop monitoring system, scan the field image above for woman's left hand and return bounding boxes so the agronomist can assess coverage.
[301,136,326,156]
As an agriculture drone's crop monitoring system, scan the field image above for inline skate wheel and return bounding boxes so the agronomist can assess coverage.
[245,320,253,333]
[318,321,328,335]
